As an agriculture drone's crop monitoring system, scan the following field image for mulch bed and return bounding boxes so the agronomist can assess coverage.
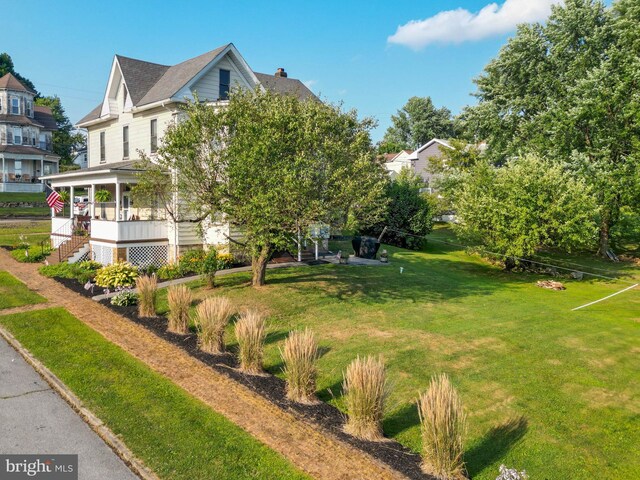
[102,300,427,480]
[50,276,103,298]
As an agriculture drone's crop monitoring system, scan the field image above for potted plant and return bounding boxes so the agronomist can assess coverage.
[94,189,112,219]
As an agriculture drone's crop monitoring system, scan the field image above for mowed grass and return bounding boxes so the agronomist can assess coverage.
[0,307,307,480]
[0,270,46,309]
[0,193,51,217]
[166,236,640,480]
[0,220,50,247]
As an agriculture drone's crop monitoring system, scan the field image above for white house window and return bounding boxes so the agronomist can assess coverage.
[219,69,230,100]
[13,127,22,145]
[150,119,157,153]
[100,131,106,163]
[25,100,32,117]
[123,84,128,109]
[11,98,19,115]
[123,126,129,158]
[0,97,3,113]
[15,160,22,176]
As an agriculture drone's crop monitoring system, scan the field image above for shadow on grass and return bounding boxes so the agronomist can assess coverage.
[465,415,529,478]
[384,402,420,438]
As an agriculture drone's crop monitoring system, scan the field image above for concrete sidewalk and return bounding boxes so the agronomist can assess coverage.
[0,336,138,480]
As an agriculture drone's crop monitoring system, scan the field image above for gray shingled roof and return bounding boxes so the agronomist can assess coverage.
[77,44,316,126]
[137,44,230,107]
[116,55,169,105]
[33,106,58,131]
[253,73,315,100]
[0,73,37,94]
[0,114,44,128]
[0,144,60,158]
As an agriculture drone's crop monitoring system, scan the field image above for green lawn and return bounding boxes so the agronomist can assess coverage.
[165,237,640,479]
[0,307,307,480]
[0,270,46,309]
[0,193,50,217]
[0,220,50,247]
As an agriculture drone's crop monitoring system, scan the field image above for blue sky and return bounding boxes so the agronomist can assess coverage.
[3,0,561,142]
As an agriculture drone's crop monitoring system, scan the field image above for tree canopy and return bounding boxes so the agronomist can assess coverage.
[0,53,38,94]
[136,89,387,286]
[450,155,599,260]
[457,0,640,255]
[381,96,453,151]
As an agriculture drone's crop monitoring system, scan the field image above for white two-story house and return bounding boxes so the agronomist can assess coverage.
[0,73,60,192]
[43,43,314,266]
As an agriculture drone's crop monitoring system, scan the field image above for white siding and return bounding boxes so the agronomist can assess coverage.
[86,107,175,167]
[190,56,250,101]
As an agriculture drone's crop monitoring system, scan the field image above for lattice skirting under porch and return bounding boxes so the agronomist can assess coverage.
[91,244,113,265]
[126,244,168,268]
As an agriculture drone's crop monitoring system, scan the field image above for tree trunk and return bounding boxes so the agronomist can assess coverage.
[251,244,270,286]
[597,216,611,258]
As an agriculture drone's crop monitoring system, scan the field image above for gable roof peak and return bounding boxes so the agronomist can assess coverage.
[0,72,36,94]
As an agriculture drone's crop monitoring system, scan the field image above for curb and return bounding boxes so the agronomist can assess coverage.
[0,325,160,480]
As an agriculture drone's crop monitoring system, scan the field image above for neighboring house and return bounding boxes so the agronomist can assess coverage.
[383,150,413,178]
[42,43,314,267]
[0,73,60,192]
[383,139,453,191]
[71,148,88,169]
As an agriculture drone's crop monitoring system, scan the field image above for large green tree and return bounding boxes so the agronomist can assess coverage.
[136,90,387,286]
[35,96,85,165]
[451,155,599,261]
[458,0,640,256]
[382,96,453,151]
[0,52,38,94]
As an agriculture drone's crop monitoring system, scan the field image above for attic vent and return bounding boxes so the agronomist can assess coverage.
[275,68,287,78]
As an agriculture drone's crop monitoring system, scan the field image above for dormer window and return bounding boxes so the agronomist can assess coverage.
[11,98,19,115]
[219,69,230,100]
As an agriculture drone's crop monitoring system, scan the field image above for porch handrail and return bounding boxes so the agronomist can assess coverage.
[51,217,90,262]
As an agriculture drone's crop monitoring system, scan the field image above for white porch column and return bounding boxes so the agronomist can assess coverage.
[40,158,44,183]
[90,184,95,218]
[1,155,4,183]
[69,186,75,219]
[115,182,121,222]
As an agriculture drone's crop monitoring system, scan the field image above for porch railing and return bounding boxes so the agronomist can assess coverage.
[50,217,91,263]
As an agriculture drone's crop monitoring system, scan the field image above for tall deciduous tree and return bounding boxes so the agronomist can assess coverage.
[451,155,599,260]
[459,0,639,256]
[34,96,85,165]
[136,90,387,286]
[382,97,453,151]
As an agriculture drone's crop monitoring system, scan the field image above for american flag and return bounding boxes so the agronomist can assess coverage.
[44,185,64,213]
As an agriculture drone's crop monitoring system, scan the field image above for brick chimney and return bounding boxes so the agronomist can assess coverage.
[275,68,287,78]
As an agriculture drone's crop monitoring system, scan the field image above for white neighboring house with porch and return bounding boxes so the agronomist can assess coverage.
[42,43,314,267]
[0,73,60,192]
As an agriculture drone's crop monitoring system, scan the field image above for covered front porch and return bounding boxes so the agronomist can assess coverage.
[0,155,59,192]
[43,162,169,264]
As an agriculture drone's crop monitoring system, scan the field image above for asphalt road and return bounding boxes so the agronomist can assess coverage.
[0,336,138,479]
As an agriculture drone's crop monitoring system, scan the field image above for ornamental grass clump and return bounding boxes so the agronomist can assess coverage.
[343,355,387,440]
[167,284,193,334]
[193,296,234,353]
[281,328,318,404]
[234,310,266,374]
[418,374,467,480]
[136,275,158,318]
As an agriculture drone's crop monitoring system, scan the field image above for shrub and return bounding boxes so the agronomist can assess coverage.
[281,328,319,404]
[40,260,101,284]
[157,262,181,280]
[343,355,387,440]
[167,284,193,334]
[11,244,50,263]
[94,262,139,289]
[234,310,266,373]
[217,253,236,270]
[418,374,467,480]
[136,275,158,318]
[193,296,234,353]
[201,248,218,288]
[110,287,138,306]
[179,249,206,275]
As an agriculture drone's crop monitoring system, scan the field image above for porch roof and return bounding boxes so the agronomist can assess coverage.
[42,160,145,187]
[0,145,60,160]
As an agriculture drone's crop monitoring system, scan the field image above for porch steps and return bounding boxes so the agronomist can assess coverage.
[67,243,91,264]
[45,235,89,265]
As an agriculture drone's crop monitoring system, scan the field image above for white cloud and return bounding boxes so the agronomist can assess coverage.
[303,79,318,90]
[388,0,562,50]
